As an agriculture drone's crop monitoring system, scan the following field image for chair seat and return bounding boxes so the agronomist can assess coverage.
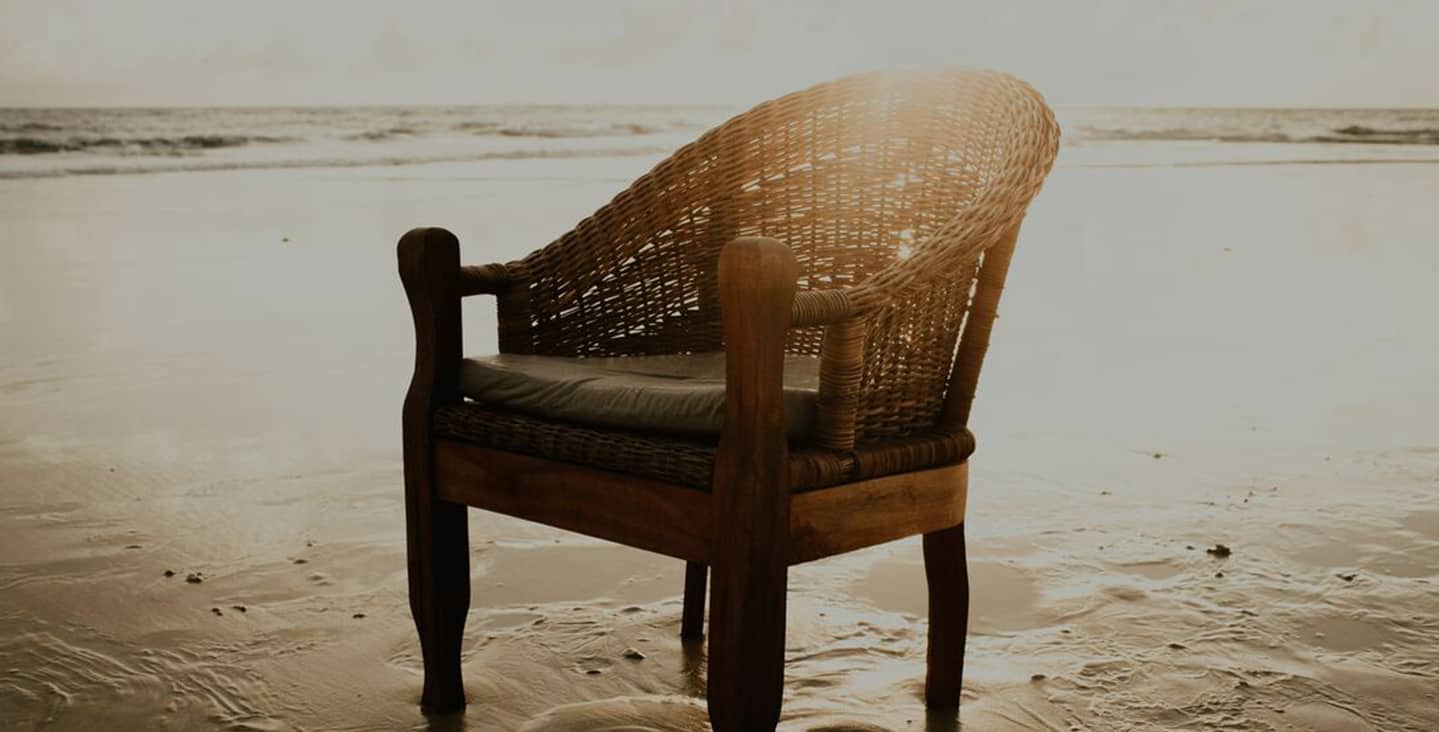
[457,352,821,440]
[433,400,976,492]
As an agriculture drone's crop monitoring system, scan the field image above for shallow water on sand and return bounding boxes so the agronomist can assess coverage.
[2,154,1438,729]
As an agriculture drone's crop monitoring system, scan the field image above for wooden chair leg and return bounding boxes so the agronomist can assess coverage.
[681,561,707,640]
[923,522,970,709]
[707,554,788,732]
[706,237,798,732]
[399,228,471,712]
[407,492,470,712]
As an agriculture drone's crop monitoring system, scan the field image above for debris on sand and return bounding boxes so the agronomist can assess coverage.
[1206,544,1232,558]
[1030,673,1047,682]
[124,544,142,549]
[185,572,205,584]
[211,607,223,616]
[292,558,308,565]
[163,569,175,577]
[1168,643,1187,650]
[622,648,646,660]
[352,613,366,619]
[1338,572,1358,582]
[231,605,247,613]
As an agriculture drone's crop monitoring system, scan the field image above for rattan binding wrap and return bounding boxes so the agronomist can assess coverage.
[441,68,1058,487]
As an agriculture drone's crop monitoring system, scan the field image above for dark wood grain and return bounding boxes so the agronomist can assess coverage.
[434,441,713,562]
[923,522,970,709]
[706,237,799,732]
[398,227,471,712]
[789,462,968,565]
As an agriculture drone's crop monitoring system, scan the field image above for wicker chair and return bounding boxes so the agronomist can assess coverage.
[398,68,1059,729]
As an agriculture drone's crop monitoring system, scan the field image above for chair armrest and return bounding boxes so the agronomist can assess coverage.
[721,239,868,452]
[717,236,800,449]
[398,227,463,416]
[458,262,521,297]
[790,288,856,328]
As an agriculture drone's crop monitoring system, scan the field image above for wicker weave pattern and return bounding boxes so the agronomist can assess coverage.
[490,68,1058,450]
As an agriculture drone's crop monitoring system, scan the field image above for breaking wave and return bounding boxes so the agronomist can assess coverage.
[6,105,1438,178]
[0,134,300,155]
[0,144,673,179]
[1081,124,1439,146]
[490,122,669,138]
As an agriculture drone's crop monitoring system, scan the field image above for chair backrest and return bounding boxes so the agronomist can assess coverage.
[513,68,1059,441]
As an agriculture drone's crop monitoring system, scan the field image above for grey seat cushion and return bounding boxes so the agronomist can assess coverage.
[457,352,821,440]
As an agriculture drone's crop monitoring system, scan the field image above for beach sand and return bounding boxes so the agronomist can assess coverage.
[2,154,1438,730]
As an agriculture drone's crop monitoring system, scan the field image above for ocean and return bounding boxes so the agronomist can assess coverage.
[3,105,1439,179]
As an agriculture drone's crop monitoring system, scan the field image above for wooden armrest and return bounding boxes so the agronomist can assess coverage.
[717,236,801,441]
[715,235,798,492]
[398,227,520,298]
[458,262,520,297]
[400,225,533,356]
[398,227,462,413]
[721,238,866,452]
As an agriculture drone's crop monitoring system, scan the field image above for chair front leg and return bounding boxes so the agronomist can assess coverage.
[923,521,970,708]
[405,460,470,712]
[399,228,472,712]
[707,237,799,732]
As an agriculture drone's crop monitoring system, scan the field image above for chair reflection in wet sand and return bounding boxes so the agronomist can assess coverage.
[398,68,1059,730]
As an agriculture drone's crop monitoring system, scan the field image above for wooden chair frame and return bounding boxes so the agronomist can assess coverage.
[400,225,1021,730]
[396,68,1057,731]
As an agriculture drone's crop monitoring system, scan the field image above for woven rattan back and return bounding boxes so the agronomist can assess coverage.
[502,68,1059,444]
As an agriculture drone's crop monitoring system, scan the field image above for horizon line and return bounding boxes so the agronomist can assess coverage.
[4,101,1439,112]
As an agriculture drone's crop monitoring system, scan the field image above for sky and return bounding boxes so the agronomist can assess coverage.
[1,0,1436,108]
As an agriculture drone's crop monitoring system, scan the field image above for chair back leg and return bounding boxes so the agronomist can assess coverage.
[923,522,971,708]
[681,561,708,640]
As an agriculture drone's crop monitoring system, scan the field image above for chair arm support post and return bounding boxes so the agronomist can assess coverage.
[396,226,470,711]
[813,317,866,450]
[714,236,800,512]
[707,236,798,728]
[940,222,1022,430]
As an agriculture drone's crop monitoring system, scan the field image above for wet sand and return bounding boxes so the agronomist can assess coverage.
[2,154,1438,730]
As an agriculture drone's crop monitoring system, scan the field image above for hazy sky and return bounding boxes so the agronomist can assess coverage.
[2,0,1436,107]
